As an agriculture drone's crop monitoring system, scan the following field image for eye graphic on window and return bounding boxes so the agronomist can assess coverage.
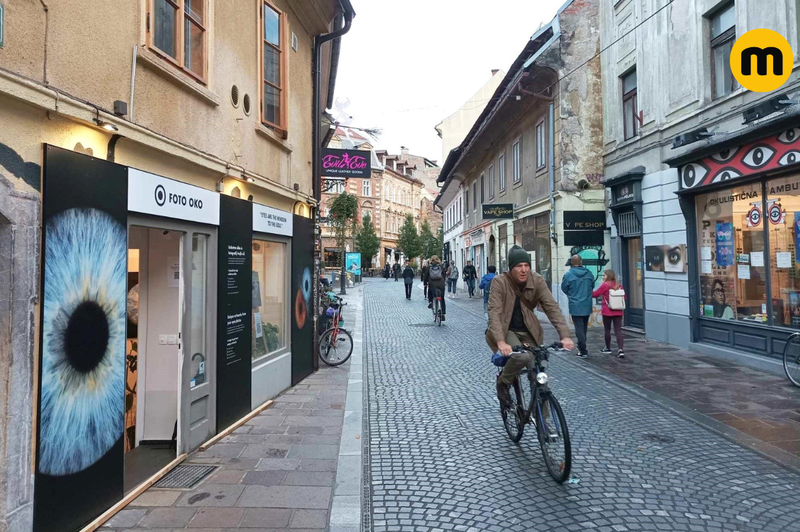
[777,128,800,145]
[741,145,776,169]
[680,162,709,189]
[710,147,739,163]
[710,168,743,183]
[778,150,800,167]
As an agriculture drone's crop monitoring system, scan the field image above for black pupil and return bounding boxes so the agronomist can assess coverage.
[65,301,109,373]
[754,149,763,164]
[790,154,797,163]
[789,130,796,141]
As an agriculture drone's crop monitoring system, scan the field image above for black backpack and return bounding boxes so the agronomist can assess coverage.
[429,264,443,281]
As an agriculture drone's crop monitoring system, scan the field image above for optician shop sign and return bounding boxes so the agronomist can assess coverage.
[253,203,293,236]
[321,148,371,178]
[128,168,220,225]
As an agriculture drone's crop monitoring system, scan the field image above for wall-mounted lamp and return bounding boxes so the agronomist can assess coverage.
[247,177,255,183]
[94,108,118,131]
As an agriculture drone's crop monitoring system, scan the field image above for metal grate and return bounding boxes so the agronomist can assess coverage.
[617,210,641,237]
[153,465,216,489]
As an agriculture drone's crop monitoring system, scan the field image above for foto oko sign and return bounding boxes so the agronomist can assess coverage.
[128,168,220,225]
[321,148,371,178]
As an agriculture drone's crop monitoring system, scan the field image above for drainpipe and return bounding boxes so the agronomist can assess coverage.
[549,102,557,291]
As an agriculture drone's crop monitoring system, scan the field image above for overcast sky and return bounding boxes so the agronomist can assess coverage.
[332,0,567,163]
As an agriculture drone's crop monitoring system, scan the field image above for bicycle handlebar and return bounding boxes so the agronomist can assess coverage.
[511,342,562,353]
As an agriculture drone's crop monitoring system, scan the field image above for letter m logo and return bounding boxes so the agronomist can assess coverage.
[741,46,784,75]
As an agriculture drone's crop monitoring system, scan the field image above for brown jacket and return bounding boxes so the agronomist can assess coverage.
[485,271,570,352]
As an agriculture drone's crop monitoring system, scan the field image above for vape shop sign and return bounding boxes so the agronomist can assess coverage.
[321,148,371,178]
[128,168,220,225]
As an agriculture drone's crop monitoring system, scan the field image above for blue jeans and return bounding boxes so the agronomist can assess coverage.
[447,278,457,293]
[466,278,476,296]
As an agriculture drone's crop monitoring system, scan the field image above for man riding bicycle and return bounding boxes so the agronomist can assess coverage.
[427,255,446,321]
[487,246,574,405]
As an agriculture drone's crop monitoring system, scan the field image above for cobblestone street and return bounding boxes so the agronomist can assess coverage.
[363,279,800,532]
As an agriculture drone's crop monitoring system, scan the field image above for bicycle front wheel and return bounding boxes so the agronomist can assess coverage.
[319,328,354,366]
[535,392,571,483]
[784,334,800,387]
[502,379,525,443]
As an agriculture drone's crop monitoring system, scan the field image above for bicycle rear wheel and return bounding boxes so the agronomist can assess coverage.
[784,334,800,387]
[501,379,525,443]
[319,328,354,366]
[535,392,571,483]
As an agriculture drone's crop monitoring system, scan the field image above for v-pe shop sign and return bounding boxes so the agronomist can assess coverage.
[128,168,220,225]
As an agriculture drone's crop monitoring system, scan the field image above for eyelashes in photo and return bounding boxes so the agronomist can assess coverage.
[40,208,127,476]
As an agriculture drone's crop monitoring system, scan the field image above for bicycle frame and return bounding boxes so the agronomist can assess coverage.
[498,345,553,422]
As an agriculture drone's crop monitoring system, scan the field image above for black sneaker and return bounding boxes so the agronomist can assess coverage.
[427,303,432,309]
[617,350,625,358]
[440,314,446,321]
[496,379,512,407]
[600,348,612,354]
[575,351,588,359]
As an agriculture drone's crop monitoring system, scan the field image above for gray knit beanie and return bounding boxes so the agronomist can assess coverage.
[507,245,531,270]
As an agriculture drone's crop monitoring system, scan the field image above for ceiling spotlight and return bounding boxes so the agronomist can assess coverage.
[94,118,119,132]
[247,177,255,183]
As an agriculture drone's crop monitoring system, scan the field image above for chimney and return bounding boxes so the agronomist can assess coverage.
[491,69,500,76]
[401,146,409,156]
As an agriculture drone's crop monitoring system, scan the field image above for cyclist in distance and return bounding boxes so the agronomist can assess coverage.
[427,255,447,321]
[487,246,574,405]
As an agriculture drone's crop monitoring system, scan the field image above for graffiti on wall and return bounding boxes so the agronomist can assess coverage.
[565,245,609,327]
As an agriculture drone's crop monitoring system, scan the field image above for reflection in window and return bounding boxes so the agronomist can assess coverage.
[252,240,287,359]
[696,183,765,323]
[767,176,800,328]
[190,234,208,388]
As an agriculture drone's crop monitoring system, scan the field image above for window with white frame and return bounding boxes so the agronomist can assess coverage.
[488,165,494,199]
[499,154,506,192]
[622,69,638,140]
[363,180,371,197]
[512,140,521,183]
[536,120,546,169]
[472,182,477,210]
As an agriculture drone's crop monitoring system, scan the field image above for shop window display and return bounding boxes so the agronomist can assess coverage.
[696,183,767,323]
[767,176,800,329]
[252,240,287,358]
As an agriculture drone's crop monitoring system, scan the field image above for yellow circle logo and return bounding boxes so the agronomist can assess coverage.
[731,29,793,92]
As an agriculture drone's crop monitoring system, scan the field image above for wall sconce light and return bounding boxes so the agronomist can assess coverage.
[247,177,255,183]
[93,108,118,131]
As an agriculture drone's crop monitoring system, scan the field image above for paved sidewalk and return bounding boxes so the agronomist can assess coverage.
[446,288,800,466]
[102,285,365,531]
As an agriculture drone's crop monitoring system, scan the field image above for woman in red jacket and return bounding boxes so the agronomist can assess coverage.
[592,269,626,358]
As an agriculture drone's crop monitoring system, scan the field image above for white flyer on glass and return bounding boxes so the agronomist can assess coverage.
[701,260,713,274]
[254,312,263,338]
[737,264,750,279]
[777,252,793,269]
[168,256,180,287]
[701,247,713,260]
[751,251,764,267]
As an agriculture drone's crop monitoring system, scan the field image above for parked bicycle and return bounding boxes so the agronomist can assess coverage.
[783,332,800,387]
[493,342,571,483]
[319,295,354,366]
[432,287,443,326]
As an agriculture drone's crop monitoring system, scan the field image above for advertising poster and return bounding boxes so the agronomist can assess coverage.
[346,252,362,275]
[715,222,734,266]
[796,214,800,264]
[291,215,314,385]
[36,146,128,532]
[644,245,686,272]
[216,195,253,432]
[700,275,737,320]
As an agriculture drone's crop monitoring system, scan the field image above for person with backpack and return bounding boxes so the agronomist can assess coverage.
[447,262,459,298]
[427,256,446,321]
[421,260,430,298]
[402,261,415,299]
[479,265,497,319]
[561,255,595,359]
[592,269,626,358]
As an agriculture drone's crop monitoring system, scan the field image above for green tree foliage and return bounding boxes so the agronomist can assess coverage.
[329,192,359,265]
[398,214,421,260]
[355,213,380,268]
[418,220,437,259]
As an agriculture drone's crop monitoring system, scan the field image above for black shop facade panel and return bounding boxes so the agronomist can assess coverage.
[672,124,800,361]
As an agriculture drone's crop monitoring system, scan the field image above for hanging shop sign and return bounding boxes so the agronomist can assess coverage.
[253,203,293,236]
[563,211,606,246]
[128,168,220,225]
[614,183,635,203]
[321,148,371,178]
[216,195,252,432]
[679,127,800,191]
[482,203,514,219]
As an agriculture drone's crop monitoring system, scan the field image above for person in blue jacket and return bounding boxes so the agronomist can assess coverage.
[560,255,595,359]
[478,265,497,318]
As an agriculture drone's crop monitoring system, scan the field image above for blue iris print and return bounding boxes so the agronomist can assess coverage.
[301,267,312,304]
[40,208,127,476]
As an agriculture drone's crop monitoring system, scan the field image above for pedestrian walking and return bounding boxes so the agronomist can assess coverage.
[392,261,401,282]
[383,263,390,280]
[479,265,497,320]
[463,260,478,298]
[561,255,595,359]
[421,260,430,298]
[447,262,459,298]
[402,261,415,299]
[427,256,446,321]
[592,269,627,358]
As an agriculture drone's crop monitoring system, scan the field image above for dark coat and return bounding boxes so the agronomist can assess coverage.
[561,266,595,316]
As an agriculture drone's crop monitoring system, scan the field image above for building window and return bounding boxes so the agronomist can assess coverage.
[362,209,371,221]
[536,120,546,169]
[622,69,638,141]
[512,140,521,183]
[363,180,371,197]
[488,165,494,199]
[499,154,506,192]
[472,182,477,210]
[480,174,485,204]
[710,3,737,99]
[465,190,469,217]
[252,239,287,359]
[261,1,288,131]
[150,0,207,81]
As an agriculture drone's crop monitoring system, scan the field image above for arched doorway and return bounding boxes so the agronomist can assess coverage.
[488,235,496,269]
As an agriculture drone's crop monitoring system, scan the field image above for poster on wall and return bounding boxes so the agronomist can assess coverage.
[715,222,734,267]
[644,245,686,272]
[346,252,362,275]
[700,275,736,320]
[216,195,253,432]
[35,146,128,532]
[291,215,314,385]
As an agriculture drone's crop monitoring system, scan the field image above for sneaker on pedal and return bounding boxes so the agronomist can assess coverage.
[600,348,612,354]
[441,314,446,321]
[496,378,512,407]
[428,303,432,309]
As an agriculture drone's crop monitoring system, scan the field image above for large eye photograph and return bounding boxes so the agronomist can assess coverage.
[778,150,800,167]
[664,245,686,273]
[680,162,709,189]
[710,147,738,163]
[710,167,743,183]
[39,208,126,476]
[741,145,776,169]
